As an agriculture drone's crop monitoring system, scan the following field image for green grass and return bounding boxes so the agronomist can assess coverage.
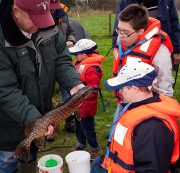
[37,13,180,172]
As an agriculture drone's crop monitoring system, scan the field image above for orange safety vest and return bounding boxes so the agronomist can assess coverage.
[57,3,69,25]
[74,54,105,82]
[60,3,69,13]
[113,17,173,78]
[102,95,180,173]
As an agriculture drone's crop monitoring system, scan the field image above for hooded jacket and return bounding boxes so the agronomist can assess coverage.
[53,10,76,44]
[74,54,104,118]
[0,0,82,151]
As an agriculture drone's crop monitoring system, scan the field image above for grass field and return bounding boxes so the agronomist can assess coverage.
[37,13,180,172]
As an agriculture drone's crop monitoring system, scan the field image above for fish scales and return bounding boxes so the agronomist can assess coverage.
[15,86,92,162]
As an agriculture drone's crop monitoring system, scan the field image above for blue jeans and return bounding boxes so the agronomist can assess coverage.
[75,117,98,149]
[0,151,18,173]
[91,156,107,173]
[0,149,37,173]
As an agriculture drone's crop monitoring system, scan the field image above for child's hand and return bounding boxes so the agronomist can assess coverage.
[66,41,74,48]
[70,84,85,95]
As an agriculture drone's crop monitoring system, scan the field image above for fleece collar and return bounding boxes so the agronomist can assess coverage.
[0,0,29,46]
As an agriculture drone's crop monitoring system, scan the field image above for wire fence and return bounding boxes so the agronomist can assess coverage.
[60,0,119,12]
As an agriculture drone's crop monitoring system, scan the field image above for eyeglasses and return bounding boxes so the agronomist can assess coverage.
[116,28,136,38]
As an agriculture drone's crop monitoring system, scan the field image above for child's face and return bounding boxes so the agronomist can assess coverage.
[119,86,137,103]
[117,21,144,47]
[75,54,86,61]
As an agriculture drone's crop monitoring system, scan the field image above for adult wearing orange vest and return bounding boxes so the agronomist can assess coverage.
[91,57,180,173]
[113,4,174,102]
[69,39,105,160]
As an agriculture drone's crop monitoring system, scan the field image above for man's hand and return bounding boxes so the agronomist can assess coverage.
[70,84,85,95]
[172,53,180,65]
[44,125,54,136]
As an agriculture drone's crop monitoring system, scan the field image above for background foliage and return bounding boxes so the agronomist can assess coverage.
[60,0,180,11]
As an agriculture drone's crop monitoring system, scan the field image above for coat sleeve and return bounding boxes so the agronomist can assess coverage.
[54,32,82,92]
[0,48,41,126]
[152,44,174,97]
[66,18,76,44]
[169,0,180,54]
[132,117,174,173]
[79,66,102,118]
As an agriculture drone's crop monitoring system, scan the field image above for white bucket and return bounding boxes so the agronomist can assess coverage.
[65,151,90,173]
[38,154,63,173]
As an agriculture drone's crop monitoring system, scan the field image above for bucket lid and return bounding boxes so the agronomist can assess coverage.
[45,159,58,167]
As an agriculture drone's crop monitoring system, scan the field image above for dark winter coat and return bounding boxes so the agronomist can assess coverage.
[0,1,82,151]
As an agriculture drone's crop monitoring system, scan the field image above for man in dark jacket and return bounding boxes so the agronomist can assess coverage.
[112,0,180,65]
[69,18,92,42]
[51,1,91,45]
[0,0,83,172]
[51,2,76,48]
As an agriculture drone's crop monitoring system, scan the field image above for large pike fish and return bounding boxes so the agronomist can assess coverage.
[15,86,92,162]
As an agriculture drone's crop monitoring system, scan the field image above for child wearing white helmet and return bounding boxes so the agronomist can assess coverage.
[69,39,105,160]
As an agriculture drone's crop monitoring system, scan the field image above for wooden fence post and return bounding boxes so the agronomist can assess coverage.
[109,13,112,35]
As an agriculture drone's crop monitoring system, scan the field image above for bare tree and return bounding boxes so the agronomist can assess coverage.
[89,0,97,10]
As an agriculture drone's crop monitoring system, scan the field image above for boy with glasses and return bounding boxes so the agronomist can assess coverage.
[112,4,174,102]
[112,0,180,67]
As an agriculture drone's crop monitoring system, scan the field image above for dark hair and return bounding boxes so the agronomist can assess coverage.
[118,4,149,31]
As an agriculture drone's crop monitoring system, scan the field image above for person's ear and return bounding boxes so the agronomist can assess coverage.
[12,5,22,19]
[132,86,139,92]
[83,54,87,59]
[137,29,144,35]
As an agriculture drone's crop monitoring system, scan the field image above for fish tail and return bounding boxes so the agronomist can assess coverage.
[15,140,31,163]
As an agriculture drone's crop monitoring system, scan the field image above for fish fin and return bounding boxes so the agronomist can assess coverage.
[34,137,45,149]
[15,140,31,163]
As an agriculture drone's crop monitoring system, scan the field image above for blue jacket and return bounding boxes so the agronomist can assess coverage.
[112,0,180,54]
